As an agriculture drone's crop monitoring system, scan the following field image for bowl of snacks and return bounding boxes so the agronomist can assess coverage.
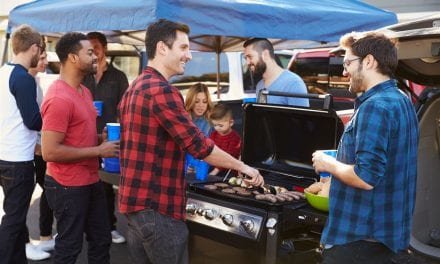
[304,180,330,212]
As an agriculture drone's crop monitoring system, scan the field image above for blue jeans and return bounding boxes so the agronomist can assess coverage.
[321,240,395,264]
[126,209,189,264]
[44,175,111,264]
[0,159,35,264]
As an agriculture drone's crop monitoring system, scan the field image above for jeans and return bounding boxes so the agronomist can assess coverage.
[126,209,189,264]
[34,155,53,236]
[0,160,35,264]
[103,181,117,231]
[45,175,111,264]
[321,240,395,264]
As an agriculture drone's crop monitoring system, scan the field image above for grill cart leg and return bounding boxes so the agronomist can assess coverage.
[265,212,279,264]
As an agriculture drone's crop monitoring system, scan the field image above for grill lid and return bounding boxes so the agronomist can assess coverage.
[241,103,343,181]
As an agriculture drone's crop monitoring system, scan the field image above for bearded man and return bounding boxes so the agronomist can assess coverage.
[312,32,419,264]
[243,38,309,106]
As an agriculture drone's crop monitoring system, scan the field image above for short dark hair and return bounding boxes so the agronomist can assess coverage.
[243,38,275,59]
[210,103,233,121]
[145,19,190,59]
[56,32,88,64]
[87,31,107,47]
[340,32,398,77]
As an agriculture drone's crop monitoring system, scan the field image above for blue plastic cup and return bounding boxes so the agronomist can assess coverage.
[243,97,257,104]
[93,101,103,116]
[195,160,209,181]
[105,123,120,173]
[185,153,195,171]
[319,149,337,179]
[104,157,120,173]
[107,123,120,141]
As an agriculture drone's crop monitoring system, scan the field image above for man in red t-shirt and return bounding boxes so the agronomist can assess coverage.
[41,32,119,264]
[209,104,241,176]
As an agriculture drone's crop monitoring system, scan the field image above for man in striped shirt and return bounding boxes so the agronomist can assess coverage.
[118,19,263,264]
[312,32,419,263]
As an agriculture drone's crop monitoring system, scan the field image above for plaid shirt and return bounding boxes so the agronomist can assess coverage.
[118,67,214,220]
[321,80,419,252]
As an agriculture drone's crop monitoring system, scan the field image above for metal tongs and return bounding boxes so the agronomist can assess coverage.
[222,169,233,182]
[241,174,277,195]
[257,184,277,195]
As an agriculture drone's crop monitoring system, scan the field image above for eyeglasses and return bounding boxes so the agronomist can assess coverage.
[35,43,44,50]
[342,57,362,69]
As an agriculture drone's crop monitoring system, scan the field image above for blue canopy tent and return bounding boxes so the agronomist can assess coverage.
[5,0,397,95]
[7,0,397,49]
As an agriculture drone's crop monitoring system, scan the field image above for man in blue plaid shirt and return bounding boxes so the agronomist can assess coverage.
[312,32,419,264]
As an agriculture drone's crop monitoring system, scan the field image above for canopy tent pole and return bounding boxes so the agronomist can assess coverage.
[215,36,221,100]
[1,33,10,65]
[216,51,220,99]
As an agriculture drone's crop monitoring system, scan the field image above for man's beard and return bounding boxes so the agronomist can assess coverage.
[349,64,364,94]
[80,60,97,75]
[30,53,39,68]
[251,57,266,77]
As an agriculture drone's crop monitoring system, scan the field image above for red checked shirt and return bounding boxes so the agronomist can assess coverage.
[118,67,214,220]
[209,130,241,172]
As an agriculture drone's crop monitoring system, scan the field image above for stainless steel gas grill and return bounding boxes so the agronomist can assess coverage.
[186,103,343,264]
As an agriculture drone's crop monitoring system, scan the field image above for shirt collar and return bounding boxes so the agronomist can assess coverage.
[145,66,167,82]
[354,79,396,109]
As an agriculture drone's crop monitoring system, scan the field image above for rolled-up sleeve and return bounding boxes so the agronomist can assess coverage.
[353,101,391,186]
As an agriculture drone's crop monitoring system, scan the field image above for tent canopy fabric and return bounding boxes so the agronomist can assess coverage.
[7,0,398,51]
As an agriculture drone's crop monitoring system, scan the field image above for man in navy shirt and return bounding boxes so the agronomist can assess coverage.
[0,24,42,264]
[312,32,419,263]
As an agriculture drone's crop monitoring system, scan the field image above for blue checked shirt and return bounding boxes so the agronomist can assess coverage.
[321,79,419,252]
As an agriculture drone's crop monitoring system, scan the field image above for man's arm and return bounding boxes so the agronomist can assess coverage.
[11,72,42,131]
[204,145,263,186]
[312,151,373,190]
[42,130,119,162]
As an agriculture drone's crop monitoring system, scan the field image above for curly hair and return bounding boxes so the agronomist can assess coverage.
[340,31,398,77]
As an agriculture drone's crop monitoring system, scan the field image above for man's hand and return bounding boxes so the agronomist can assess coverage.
[98,140,120,158]
[241,165,264,187]
[312,150,336,175]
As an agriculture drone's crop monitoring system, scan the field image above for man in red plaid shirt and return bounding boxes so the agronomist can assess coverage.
[118,19,264,264]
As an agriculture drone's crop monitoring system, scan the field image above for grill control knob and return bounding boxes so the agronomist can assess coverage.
[204,209,216,220]
[222,214,234,226]
[240,219,254,234]
[186,204,197,215]
[196,208,204,216]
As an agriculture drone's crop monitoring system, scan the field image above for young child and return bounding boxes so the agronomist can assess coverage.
[209,104,241,176]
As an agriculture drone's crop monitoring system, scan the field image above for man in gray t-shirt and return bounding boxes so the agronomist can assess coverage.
[243,38,309,107]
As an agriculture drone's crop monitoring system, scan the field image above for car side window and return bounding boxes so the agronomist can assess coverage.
[170,52,229,97]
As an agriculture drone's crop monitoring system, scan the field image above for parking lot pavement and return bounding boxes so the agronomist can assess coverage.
[3,185,131,264]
